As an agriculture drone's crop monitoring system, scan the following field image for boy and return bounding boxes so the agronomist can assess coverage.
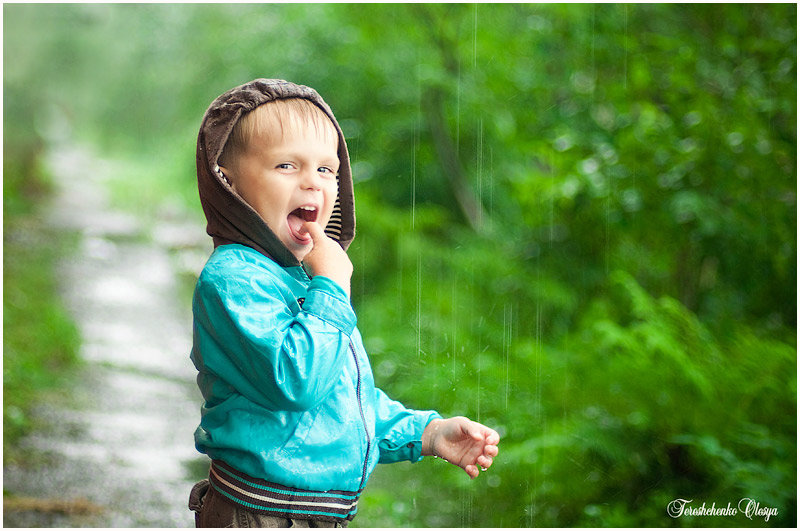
[188,79,499,528]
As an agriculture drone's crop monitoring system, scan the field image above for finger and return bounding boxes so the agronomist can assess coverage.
[484,444,499,457]
[465,464,479,479]
[465,421,485,441]
[477,454,493,469]
[302,221,325,240]
[482,427,500,446]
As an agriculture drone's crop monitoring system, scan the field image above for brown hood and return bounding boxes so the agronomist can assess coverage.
[196,78,355,268]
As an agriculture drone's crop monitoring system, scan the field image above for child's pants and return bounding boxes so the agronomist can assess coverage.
[189,479,349,528]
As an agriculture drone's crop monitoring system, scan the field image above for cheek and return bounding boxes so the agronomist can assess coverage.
[322,185,339,222]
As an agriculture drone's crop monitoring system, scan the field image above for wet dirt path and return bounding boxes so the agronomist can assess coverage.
[3,142,211,527]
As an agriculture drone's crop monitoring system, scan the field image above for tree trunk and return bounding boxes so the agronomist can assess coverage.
[422,87,486,232]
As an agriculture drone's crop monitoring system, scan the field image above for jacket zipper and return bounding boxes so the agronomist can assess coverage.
[350,341,371,491]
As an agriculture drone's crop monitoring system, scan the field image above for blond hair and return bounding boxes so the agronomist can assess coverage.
[220,98,338,165]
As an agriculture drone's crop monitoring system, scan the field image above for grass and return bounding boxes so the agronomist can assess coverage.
[3,151,81,459]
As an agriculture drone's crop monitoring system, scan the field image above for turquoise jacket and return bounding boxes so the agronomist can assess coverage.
[191,244,441,494]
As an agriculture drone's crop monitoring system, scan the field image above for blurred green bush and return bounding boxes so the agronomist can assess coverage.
[3,118,80,452]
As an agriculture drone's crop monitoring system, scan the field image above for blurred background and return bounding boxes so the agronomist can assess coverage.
[3,3,796,527]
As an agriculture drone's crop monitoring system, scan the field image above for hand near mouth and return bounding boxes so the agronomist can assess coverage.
[301,221,353,299]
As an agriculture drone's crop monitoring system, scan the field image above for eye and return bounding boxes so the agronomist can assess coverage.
[277,163,295,170]
[317,166,337,177]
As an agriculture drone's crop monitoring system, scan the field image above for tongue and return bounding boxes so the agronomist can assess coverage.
[287,213,305,236]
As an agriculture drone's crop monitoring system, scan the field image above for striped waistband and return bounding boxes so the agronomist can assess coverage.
[208,460,361,522]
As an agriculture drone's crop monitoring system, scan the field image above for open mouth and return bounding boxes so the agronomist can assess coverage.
[287,205,319,244]
[290,205,319,223]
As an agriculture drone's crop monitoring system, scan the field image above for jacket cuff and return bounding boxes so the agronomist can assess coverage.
[378,411,443,463]
[302,276,356,335]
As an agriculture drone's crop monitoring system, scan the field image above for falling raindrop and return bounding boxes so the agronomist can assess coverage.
[476,317,482,423]
[473,3,478,70]
[526,480,532,526]
[504,302,512,410]
[606,184,611,275]
[456,58,461,156]
[417,254,422,359]
[411,115,417,232]
[476,118,484,228]
[536,298,542,425]
[411,139,416,231]
[397,233,403,312]
[452,273,458,382]
[359,230,366,300]
[549,151,555,245]
[412,50,421,232]
[592,4,597,79]
[488,147,494,232]
[623,4,629,90]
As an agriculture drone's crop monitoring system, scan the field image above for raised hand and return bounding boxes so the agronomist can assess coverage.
[421,416,500,479]
[301,221,353,298]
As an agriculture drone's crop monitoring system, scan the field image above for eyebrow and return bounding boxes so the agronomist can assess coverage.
[264,148,339,167]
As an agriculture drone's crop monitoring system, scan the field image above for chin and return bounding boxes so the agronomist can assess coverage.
[290,245,312,262]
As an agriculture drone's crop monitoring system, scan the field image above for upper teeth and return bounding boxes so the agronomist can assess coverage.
[300,206,316,211]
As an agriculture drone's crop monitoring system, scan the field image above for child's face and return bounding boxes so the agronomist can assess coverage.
[221,125,340,262]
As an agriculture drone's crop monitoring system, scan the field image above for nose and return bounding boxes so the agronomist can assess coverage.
[299,167,322,191]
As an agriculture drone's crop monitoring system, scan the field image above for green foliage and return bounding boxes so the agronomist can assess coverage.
[350,198,795,527]
[4,7,82,451]
[3,173,81,453]
[4,2,795,526]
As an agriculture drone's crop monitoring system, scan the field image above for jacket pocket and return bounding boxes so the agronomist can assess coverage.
[284,408,321,456]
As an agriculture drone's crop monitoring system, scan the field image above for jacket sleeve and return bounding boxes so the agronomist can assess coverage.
[373,387,442,463]
[193,260,356,412]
